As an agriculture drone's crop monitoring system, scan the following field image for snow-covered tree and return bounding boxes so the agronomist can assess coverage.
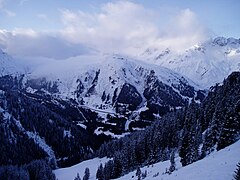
[83,167,90,180]
[74,173,81,180]
[234,162,240,180]
[136,167,141,180]
[169,151,176,173]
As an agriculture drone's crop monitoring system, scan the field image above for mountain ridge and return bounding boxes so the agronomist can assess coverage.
[139,36,240,88]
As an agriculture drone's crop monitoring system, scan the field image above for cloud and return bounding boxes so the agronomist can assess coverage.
[60,1,159,55]
[3,9,16,16]
[60,1,210,55]
[0,1,210,59]
[0,29,91,59]
[152,8,210,52]
[37,13,47,20]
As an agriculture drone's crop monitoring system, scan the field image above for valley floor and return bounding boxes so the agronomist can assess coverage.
[54,140,240,180]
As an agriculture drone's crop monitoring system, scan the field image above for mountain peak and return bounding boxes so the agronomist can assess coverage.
[138,36,240,88]
[212,37,228,46]
[212,37,240,46]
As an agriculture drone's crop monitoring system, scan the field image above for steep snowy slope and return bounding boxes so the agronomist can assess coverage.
[26,54,201,108]
[140,37,240,88]
[54,140,240,180]
[117,140,240,180]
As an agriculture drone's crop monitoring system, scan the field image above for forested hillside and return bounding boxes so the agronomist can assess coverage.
[94,72,240,179]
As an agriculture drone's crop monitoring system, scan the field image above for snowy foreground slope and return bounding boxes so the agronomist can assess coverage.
[54,157,109,180]
[54,140,240,180]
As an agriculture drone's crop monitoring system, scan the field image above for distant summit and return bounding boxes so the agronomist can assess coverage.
[139,37,240,88]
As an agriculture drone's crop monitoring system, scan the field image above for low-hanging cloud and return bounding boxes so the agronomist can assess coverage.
[0,29,91,59]
[60,1,159,55]
[0,1,210,59]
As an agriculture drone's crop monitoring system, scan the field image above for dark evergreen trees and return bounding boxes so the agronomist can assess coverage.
[136,167,141,180]
[179,101,201,166]
[74,173,81,180]
[103,160,115,179]
[27,160,56,180]
[169,152,176,173]
[83,167,90,180]
[142,170,147,179]
[202,72,240,154]
[234,162,240,180]
[0,159,55,180]
[0,76,109,168]
[96,163,104,180]
[0,165,29,180]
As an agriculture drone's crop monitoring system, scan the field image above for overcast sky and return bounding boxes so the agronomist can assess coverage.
[0,0,239,59]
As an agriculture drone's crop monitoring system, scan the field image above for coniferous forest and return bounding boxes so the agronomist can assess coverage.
[0,72,239,179]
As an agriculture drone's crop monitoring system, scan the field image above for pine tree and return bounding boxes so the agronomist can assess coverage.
[142,170,147,179]
[217,110,240,150]
[169,151,176,173]
[179,101,201,166]
[104,160,114,179]
[136,167,141,180]
[201,116,220,157]
[234,162,240,180]
[83,167,90,180]
[74,173,81,180]
[27,160,55,180]
[0,165,30,180]
[96,164,104,180]
[112,154,123,178]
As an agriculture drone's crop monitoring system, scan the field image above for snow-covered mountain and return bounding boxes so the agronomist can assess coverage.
[1,37,240,177]
[0,50,207,140]
[1,37,239,137]
[139,37,240,88]
[26,54,201,107]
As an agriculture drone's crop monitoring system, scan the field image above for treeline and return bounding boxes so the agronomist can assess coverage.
[94,72,240,179]
[0,159,55,180]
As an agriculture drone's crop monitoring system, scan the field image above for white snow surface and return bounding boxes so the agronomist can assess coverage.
[54,140,240,180]
[54,157,110,180]
[139,37,240,88]
[94,127,130,139]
